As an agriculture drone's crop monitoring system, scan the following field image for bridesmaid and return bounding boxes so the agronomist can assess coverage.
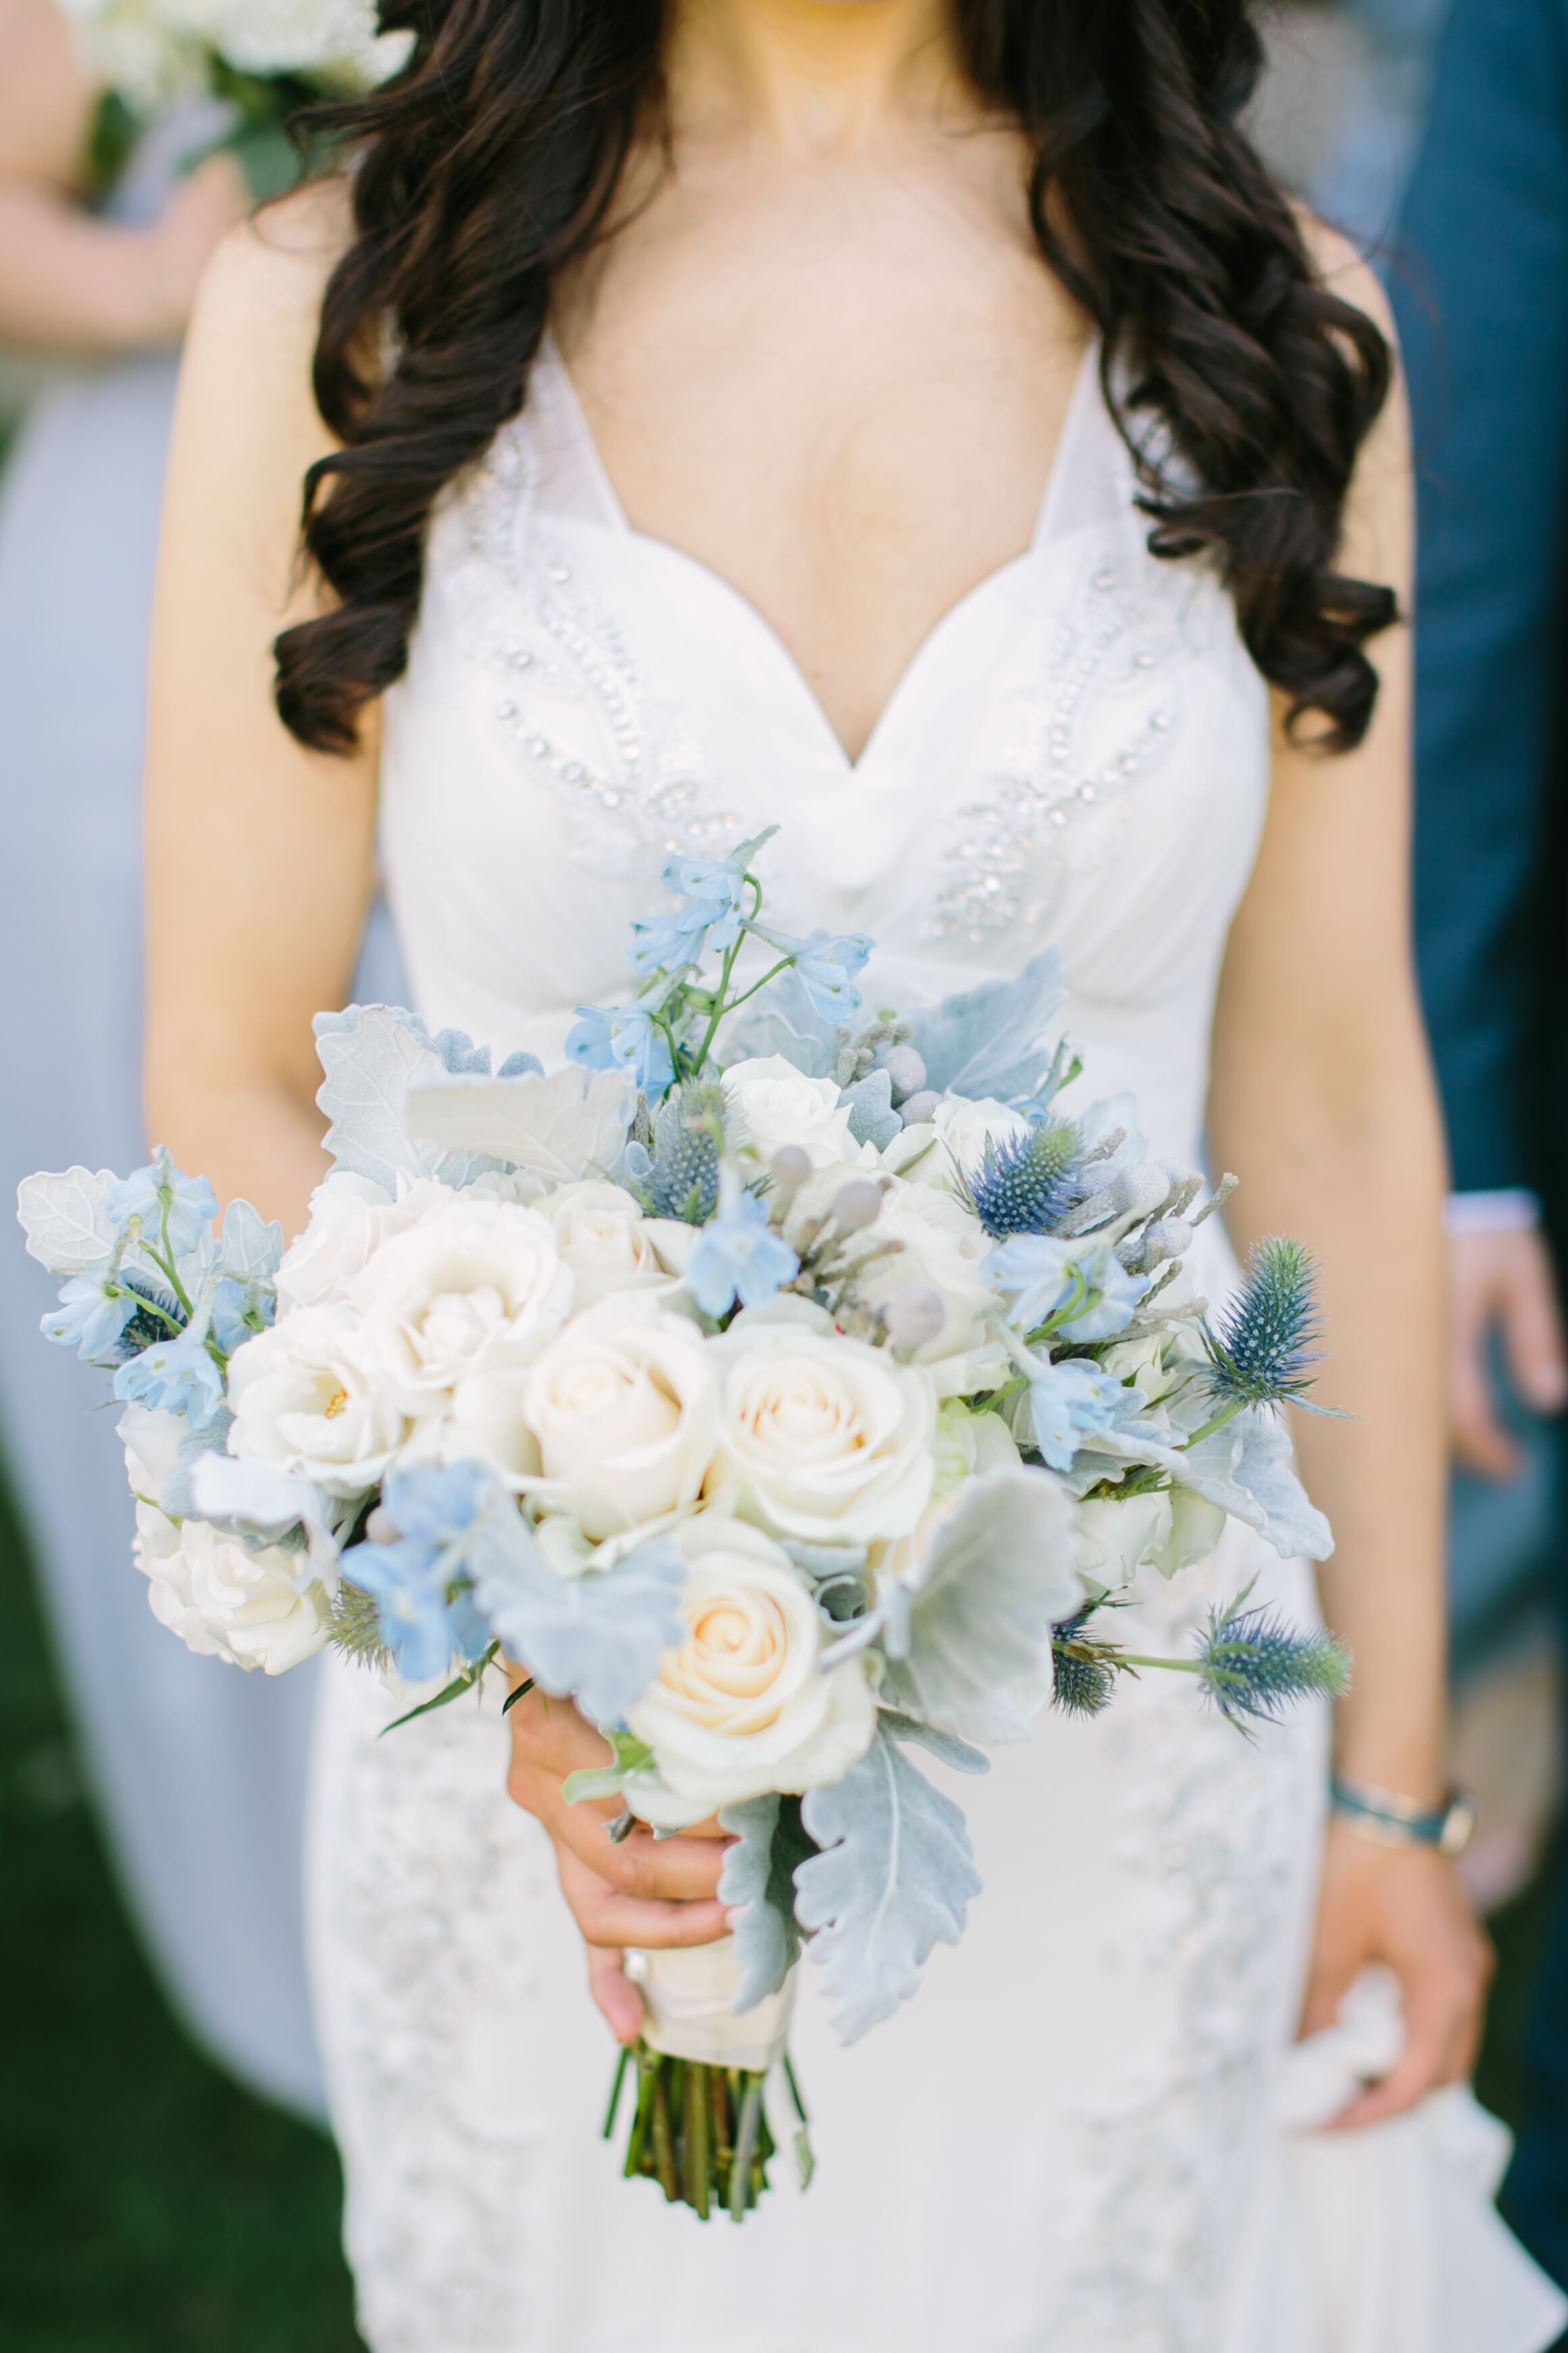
[0,0,339,2117]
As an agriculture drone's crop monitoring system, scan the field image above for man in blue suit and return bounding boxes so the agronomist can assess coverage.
[1395,0,1568,2300]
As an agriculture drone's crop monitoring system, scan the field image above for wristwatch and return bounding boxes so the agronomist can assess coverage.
[1330,1775,1477,1857]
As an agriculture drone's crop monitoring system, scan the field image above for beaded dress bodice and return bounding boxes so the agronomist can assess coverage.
[379,343,1269,1172]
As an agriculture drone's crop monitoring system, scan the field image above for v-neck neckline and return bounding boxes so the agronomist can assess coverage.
[533,334,1105,777]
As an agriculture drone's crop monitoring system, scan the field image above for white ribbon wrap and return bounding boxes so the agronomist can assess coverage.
[626,1937,795,2073]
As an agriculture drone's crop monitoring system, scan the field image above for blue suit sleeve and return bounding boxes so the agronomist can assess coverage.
[1394,0,1568,1190]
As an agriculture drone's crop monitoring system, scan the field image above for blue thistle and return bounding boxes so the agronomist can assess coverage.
[113,1275,186,1358]
[1051,1608,1120,1718]
[965,1118,1082,1239]
[329,1578,393,1673]
[631,1085,722,1223]
[1197,1594,1350,1729]
[1203,1236,1324,1412]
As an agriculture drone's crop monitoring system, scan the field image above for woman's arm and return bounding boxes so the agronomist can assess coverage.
[0,0,245,350]
[1209,231,1490,2126]
[144,180,377,1233]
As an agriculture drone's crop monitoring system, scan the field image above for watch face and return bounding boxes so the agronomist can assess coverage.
[1440,1790,1478,1858]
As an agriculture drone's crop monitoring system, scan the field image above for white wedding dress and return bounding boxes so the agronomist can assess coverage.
[308,344,1568,2353]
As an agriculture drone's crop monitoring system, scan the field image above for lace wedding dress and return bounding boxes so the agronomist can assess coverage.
[309,345,1567,2353]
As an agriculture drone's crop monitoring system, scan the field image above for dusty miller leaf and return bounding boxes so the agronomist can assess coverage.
[17,1166,118,1274]
[907,948,1067,1104]
[1178,1408,1334,1562]
[878,1466,1086,1742]
[874,1712,989,1776]
[717,1793,817,2012]
[313,1006,449,1193]
[796,1723,981,2044]
[219,1198,282,1283]
[465,1510,686,1725]
[840,1068,901,1151]
[405,1066,637,1187]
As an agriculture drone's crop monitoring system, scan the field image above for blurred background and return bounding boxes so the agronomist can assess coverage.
[2,1,1563,2346]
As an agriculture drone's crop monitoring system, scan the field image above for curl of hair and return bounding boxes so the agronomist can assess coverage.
[276,0,1394,758]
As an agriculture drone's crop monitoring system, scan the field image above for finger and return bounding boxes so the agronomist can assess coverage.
[512,1763,729,1902]
[507,1685,618,1779]
[555,1845,730,1951]
[1502,1262,1568,1415]
[587,1943,644,2047]
[1297,1939,1359,2041]
[1450,1336,1521,1478]
[1325,1978,1471,2130]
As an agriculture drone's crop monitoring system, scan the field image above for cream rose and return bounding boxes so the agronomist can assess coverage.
[546,1180,674,1313]
[849,1179,1007,1391]
[520,1297,719,1539]
[226,1304,407,1495]
[121,1404,332,1672]
[274,1172,447,1316]
[723,1056,856,1169]
[709,1308,937,1543]
[351,1191,574,1408]
[625,1515,876,1823]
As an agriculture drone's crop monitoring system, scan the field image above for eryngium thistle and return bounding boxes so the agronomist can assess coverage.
[1198,1597,1350,1728]
[965,1118,1082,1239]
[1203,1235,1323,1410]
[643,1084,722,1222]
[329,1577,393,1673]
[1051,1610,1118,1717]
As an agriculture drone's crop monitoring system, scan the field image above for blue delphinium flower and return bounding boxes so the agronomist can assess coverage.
[1196,1592,1350,1728]
[340,1460,499,1682]
[1027,1358,1128,1472]
[686,1175,799,1318]
[566,1002,676,1098]
[105,1149,218,1260]
[661,851,751,951]
[1203,1236,1325,1412]
[211,1274,276,1358]
[751,924,873,1019]
[989,1235,1148,1343]
[113,1326,228,1429]
[964,1117,1083,1239]
[43,1271,142,1364]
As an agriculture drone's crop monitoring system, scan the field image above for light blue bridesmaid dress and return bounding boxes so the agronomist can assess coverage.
[0,103,404,2118]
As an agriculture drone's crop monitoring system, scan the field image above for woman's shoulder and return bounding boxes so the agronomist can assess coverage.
[194,174,354,349]
[1294,206,1398,346]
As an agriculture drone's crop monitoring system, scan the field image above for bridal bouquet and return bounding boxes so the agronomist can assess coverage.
[61,0,407,196]
[18,828,1346,2220]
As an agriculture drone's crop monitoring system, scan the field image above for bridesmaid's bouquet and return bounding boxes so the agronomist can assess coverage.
[18,830,1346,2219]
[60,0,407,197]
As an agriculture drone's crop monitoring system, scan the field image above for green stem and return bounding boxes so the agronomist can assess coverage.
[1181,1397,1245,1450]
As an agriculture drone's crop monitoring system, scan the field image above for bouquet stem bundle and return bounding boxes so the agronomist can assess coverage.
[607,2044,810,2220]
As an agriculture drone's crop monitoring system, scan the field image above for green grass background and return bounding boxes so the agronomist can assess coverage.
[0,1447,1551,2350]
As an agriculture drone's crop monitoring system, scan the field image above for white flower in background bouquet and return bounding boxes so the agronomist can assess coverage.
[58,0,409,197]
[19,826,1348,2221]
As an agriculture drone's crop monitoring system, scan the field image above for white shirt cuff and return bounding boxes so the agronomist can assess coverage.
[1444,1189,1541,1237]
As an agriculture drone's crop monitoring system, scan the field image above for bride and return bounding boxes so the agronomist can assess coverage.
[143,0,1564,2345]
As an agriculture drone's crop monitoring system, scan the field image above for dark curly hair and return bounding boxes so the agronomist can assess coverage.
[276,0,1395,758]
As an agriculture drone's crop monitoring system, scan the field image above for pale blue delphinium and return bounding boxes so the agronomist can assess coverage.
[686,1172,799,1318]
[988,1234,1148,1343]
[566,1002,676,1098]
[340,1459,498,1681]
[1027,1358,1128,1473]
[43,1271,143,1364]
[105,1149,218,1261]
[113,1324,228,1429]
[211,1275,276,1358]
[751,925,874,1020]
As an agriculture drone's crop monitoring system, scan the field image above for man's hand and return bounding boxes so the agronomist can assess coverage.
[1449,1223,1567,1477]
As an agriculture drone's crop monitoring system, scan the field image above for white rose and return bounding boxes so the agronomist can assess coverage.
[226,1304,407,1495]
[929,1096,1032,1187]
[520,1297,720,1540]
[724,1055,856,1169]
[172,1518,334,1674]
[546,1180,674,1313]
[625,1515,876,1824]
[351,1191,574,1408]
[121,1404,332,1671]
[709,1309,937,1543]
[276,1172,447,1315]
